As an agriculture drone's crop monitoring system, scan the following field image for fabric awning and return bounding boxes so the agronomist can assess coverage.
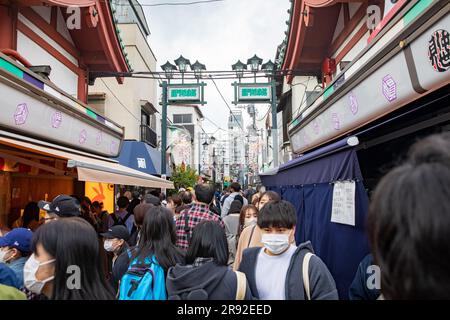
[0,132,173,189]
[114,140,171,177]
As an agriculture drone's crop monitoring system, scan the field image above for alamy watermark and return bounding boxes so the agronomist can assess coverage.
[366,5,382,31]
[66,7,81,30]
[366,264,381,290]
[66,265,81,290]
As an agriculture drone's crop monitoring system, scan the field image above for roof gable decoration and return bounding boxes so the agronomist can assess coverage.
[275,1,295,70]
[35,1,133,73]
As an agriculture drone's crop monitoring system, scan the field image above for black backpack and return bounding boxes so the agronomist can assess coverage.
[234,194,244,205]
[111,212,132,227]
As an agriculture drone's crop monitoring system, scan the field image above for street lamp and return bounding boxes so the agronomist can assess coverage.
[232,60,247,82]
[247,54,263,72]
[174,55,191,73]
[174,55,191,83]
[161,61,177,80]
[261,60,276,78]
[192,60,206,81]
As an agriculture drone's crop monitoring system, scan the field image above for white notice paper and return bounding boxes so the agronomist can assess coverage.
[331,181,356,226]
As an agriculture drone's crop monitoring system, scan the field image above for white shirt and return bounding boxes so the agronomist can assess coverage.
[255,245,297,300]
[221,192,248,217]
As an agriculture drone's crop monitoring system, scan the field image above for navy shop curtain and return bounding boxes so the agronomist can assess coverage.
[262,149,370,299]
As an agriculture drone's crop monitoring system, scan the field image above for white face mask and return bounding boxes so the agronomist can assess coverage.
[103,240,116,252]
[0,249,10,263]
[244,217,257,228]
[261,233,291,255]
[0,250,11,263]
[24,254,55,294]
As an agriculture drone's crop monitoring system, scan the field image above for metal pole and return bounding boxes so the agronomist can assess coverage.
[198,132,201,174]
[161,81,168,175]
[270,76,279,168]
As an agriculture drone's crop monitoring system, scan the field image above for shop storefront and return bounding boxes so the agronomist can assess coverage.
[0,52,172,228]
[264,0,450,299]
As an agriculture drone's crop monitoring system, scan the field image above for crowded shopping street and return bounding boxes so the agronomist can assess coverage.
[0,0,449,310]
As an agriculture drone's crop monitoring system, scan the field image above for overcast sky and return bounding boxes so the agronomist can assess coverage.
[141,0,290,134]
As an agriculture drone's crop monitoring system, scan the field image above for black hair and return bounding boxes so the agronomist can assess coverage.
[169,194,182,207]
[91,201,102,209]
[368,132,450,300]
[257,200,297,229]
[149,190,160,198]
[117,196,129,209]
[23,201,39,229]
[185,221,228,266]
[133,203,153,226]
[230,182,241,192]
[31,217,114,300]
[181,191,192,205]
[194,184,215,204]
[133,206,184,271]
[229,199,243,214]
[81,196,91,206]
[260,191,281,202]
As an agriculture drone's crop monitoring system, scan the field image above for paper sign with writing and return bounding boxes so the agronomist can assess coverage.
[331,181,356,226]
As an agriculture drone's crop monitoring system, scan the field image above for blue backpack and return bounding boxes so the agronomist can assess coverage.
[118,251,167,300]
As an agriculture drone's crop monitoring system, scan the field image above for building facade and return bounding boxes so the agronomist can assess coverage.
[167,104,204,171]
[263,0,450,299]
[0,0,171,227]
[228,110,246,185]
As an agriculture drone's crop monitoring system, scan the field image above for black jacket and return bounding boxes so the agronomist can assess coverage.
[238,241,338,300]
[166,261,252,300]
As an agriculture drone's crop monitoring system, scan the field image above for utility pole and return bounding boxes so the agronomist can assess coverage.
[160,81,168,175]
[270,76,279,168]
[198,132,201,175]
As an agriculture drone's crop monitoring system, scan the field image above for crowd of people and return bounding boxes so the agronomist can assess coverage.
[0,132,449,300]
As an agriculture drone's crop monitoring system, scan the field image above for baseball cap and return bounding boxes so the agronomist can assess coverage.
[38,194,80,218]
[100,225,130,241]
[0,228,33,253]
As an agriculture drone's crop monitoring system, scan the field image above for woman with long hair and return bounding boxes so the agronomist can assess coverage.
[118,206,184,300]
[130,206,184,270]
[233,191,281,271]
[166,221,252,300]
[25,217,115,300]
[237,204,258,237]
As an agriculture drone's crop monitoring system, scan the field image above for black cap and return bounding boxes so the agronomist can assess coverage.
[100,225,130,241]
[38,194,80,218]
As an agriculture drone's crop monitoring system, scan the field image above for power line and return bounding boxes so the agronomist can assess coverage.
[100,78,141,123]
[111,0,225,7]
[203,116,227,132]
[208,75,245,133]
[256,106,271,122]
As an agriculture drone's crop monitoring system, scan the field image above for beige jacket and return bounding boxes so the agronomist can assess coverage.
[233,224,263,271]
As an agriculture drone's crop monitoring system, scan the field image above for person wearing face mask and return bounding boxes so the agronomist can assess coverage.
[24,217,115,300]
[0,228,33,288]
[237,205,258,237]
[233,191,280,271]
[101,226,130,266]
[101,225,130,292]
[239,200,338,300]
